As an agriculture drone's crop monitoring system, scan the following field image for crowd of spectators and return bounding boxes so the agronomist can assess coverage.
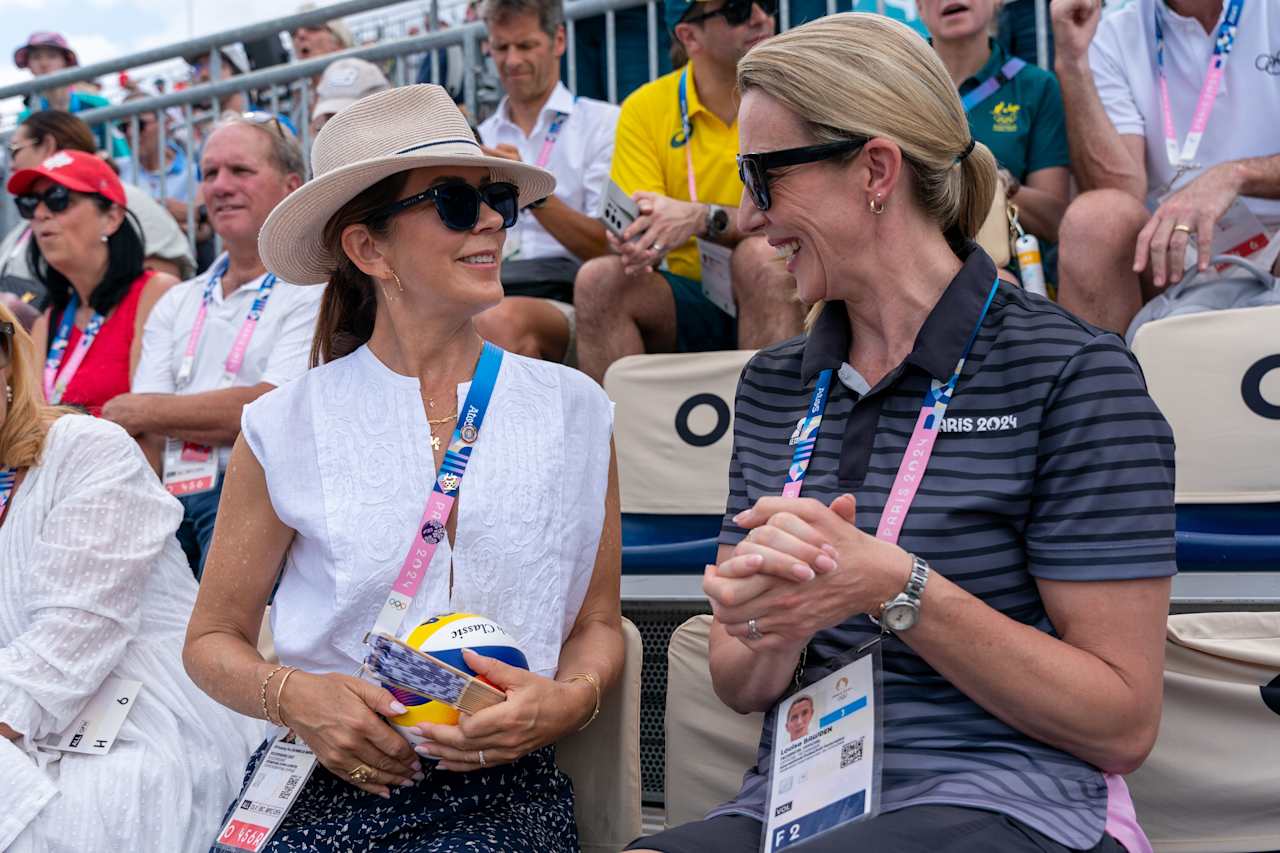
[0,0,1277,847]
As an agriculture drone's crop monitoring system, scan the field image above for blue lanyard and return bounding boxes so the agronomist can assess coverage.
[784,276,1000,497]
[44,293,106,404]
[960,57,1028,112]
[373,341,505,637]
[177,258,278,387]
[677,67,694,147]
[0,467,15,519]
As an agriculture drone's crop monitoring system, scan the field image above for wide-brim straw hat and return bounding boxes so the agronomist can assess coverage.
[259,84,556,285]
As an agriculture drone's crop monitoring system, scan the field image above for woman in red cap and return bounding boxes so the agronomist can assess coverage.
[8,150,176,416]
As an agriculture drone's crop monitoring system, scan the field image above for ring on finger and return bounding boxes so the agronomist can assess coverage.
[1172,224,1193,235]
[746,618,764,641]
[348,763,375,784]
[650,242,664,253]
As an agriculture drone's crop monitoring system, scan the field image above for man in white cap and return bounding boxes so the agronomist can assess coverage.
[101,115,323,576]
[473,0,620,364]
[310,56,390,135]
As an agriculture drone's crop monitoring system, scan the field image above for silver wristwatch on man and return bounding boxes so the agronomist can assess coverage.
[879,553,931,632]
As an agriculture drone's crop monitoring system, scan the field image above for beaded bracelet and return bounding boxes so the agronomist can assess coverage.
[273,667,299,729]
[259,663,288,725]
[565,672,601,731]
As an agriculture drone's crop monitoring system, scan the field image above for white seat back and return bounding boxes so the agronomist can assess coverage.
[1131,305,1280,503]
[605,351,755,515]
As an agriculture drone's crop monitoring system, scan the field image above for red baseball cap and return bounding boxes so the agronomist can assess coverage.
[6,150,127,208]
[14,32,78,70]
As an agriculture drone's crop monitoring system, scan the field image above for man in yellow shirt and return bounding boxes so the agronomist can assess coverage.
[573,0,802,382]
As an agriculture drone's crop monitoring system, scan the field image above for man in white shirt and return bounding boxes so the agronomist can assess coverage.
[101,115,322,575]
[472,0,620,363]
[1052,0,1280,333]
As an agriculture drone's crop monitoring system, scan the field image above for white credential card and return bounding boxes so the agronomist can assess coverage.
[162,436,219,497]
[43,676,142,755]
[214,733,318,853]
[763,651,880,852]
[697,238,737,318]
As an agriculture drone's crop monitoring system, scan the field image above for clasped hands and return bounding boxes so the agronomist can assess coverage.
[278,650,593,798]
[706,494,912,652]
[608,191,705,276]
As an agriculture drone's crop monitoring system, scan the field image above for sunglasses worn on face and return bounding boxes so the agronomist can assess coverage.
[737,138,869,211]
[683,0,777,27]
[0,321,13,370]
[15,184,74,219]
[366,181,521,232]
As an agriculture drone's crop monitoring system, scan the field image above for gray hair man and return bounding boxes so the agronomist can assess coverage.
[101,115,323,576]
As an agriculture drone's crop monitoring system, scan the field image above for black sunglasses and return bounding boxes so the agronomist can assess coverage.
[366,181,521,232]
[0,321,13,369]
[737,138,869,211]
[14,184,74,220]
[683,0,777,27]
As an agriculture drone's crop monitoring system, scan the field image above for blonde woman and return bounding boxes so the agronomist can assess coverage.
[0,302,262,852]
[629,14,1171,853]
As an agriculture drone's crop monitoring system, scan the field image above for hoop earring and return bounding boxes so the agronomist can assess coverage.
[869,194,885,216]
[390,270,405,293]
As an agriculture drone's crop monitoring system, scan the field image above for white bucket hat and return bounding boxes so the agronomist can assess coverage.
[259,84,556,285]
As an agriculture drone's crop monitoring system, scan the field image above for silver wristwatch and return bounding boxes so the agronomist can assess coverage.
[880,554,931,633]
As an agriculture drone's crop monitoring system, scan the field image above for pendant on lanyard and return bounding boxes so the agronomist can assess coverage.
[43,294,106,405]
[1153,0,1245,194]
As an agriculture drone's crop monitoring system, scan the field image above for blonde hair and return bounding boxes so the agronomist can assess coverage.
[737,13,999,325]
[0,302,66,470]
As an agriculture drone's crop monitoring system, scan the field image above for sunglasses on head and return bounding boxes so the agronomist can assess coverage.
[14,184,75,219]
[366,181,521,232]
[737,137,869,211]
[683,0,777,27]
[0,321,14,370]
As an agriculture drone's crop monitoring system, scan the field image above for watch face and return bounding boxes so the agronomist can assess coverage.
[884,602,917,632]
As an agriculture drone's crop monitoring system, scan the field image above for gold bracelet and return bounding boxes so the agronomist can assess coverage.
[259,664,288,725]
[565,672,601,731]
[274,667,299,729]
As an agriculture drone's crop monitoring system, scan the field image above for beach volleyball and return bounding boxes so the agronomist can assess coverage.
[385,612,528,740]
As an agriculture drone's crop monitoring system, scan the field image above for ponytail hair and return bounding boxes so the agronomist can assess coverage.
[737,12,999,325]
[311,170,411,367]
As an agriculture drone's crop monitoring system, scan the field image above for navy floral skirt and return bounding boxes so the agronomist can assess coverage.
[214,739,579,852]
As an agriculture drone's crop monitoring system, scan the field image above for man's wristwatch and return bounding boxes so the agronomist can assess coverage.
[704,204,729,239]
[879,554,931,633]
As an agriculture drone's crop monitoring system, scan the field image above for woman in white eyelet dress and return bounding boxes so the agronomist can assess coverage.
[0,304,264,853]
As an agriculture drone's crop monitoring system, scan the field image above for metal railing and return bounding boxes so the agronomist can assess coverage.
[0,0,1053,257]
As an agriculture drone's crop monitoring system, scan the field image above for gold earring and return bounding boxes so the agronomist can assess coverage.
[390,270,404,293]
[869,194,885,215]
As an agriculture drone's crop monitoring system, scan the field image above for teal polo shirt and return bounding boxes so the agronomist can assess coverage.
[957,40,1068,182]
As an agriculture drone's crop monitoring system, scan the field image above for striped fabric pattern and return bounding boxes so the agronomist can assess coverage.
[707,246,1176,850]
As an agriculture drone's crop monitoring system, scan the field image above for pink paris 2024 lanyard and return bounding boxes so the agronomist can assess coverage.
[782,276,999,545]
[177,257,278,389]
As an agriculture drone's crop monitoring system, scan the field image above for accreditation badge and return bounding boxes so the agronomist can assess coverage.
[762,644,883,851]
[697,238,737,318]
[162,436,219,496]
[42,676,141,755]
[214,730,318,853]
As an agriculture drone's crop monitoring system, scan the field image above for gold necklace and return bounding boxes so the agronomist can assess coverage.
[427,410,457,451]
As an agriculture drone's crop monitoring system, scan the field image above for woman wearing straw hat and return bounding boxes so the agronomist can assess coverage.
[184,84,622,851]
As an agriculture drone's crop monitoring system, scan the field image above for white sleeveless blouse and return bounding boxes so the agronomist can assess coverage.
[241,345,614,678]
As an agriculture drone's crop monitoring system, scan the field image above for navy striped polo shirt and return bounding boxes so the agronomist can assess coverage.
[708,244,1177,848]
